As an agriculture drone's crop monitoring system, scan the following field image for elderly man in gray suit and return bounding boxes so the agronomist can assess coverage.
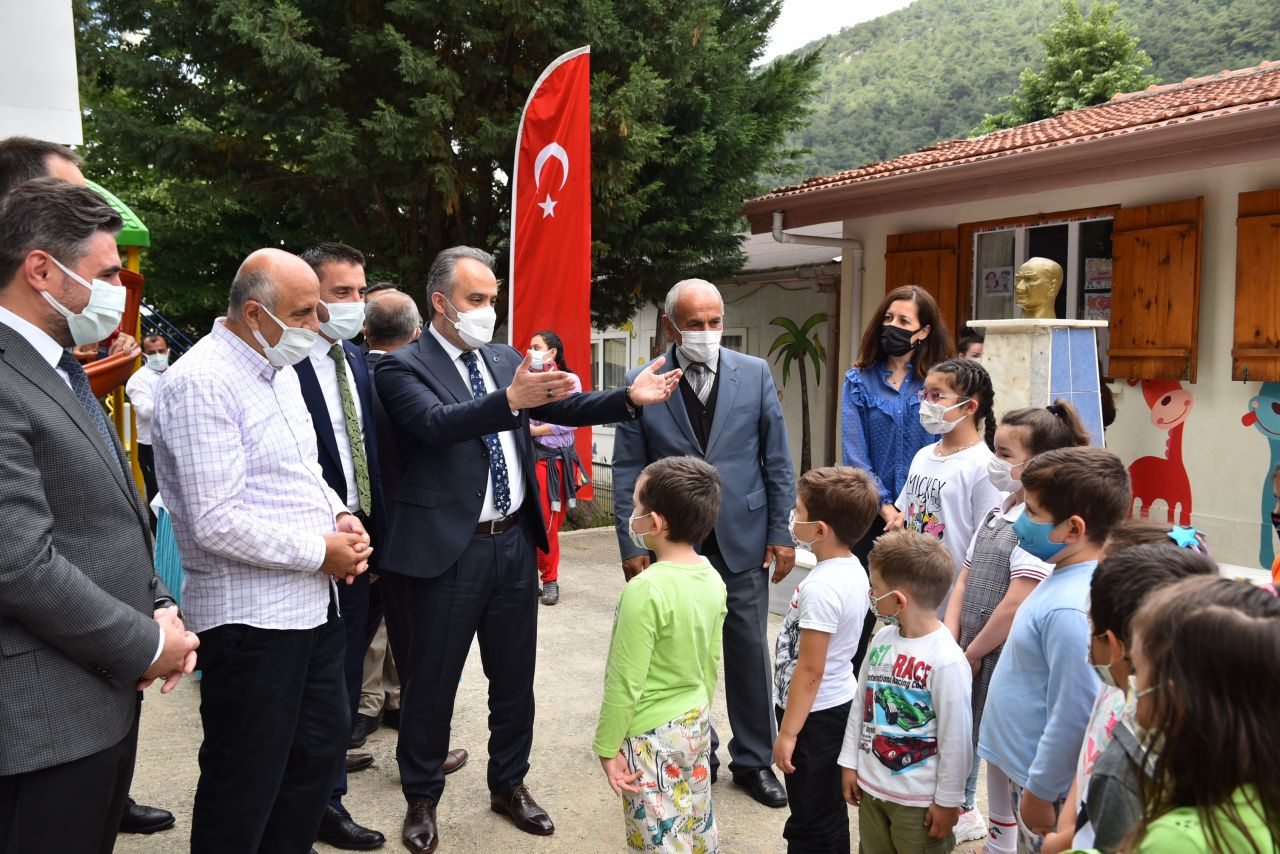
[0,178,198,853]
[613,278,797,808]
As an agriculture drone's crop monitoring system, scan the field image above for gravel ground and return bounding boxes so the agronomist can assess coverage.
[119,528,985,853]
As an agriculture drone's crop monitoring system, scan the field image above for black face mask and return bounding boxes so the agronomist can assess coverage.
[1272,510,1280,540]
[881,324,919,357]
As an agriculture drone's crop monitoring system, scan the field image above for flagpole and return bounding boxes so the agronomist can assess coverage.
[507,44,591,345]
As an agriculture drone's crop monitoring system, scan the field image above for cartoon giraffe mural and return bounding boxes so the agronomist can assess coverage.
[1127,380,1194,526]
[1242,382,1280,568]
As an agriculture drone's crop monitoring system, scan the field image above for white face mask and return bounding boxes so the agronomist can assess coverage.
[987,456,1024,493]
[42,256,126,346]
[919,398,970,435]
[443,299,496,348]
[251,304,318,368]
[319,300,366,341]
[145,352,170,372]
[788,509,820,550]
[628,512,653,552]
[677,328,722,364]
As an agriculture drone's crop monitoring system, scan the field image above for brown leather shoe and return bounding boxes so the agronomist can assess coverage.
[346,751,374,773]
[442,748,469,775]
[489,785,554,835]
[402,802,438,854]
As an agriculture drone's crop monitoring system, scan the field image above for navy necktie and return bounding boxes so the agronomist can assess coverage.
[460,350,511,515]
[57,349,122,465]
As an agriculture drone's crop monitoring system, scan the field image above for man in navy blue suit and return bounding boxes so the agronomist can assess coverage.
[293,242,386,851]
[374,246,681,854]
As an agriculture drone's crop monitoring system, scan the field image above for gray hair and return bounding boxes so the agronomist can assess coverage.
[426,246,494,317]
[365,292,422,347]
[0,177,122,288]
[663,278,723,326]
[228,269,278,317]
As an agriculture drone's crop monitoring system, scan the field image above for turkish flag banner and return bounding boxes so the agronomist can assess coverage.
[509,45,593,500]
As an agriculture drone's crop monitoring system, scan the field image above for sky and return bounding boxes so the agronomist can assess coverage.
[759,0,917,63]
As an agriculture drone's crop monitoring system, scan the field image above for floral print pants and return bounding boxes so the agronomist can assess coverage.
[621,705,718,853]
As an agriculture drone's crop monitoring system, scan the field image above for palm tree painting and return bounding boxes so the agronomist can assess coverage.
[767,312,827,474]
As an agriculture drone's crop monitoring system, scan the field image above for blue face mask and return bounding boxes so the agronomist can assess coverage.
[1012,511,1068,562]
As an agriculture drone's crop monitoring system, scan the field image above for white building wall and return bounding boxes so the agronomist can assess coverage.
[833,155,1280,570]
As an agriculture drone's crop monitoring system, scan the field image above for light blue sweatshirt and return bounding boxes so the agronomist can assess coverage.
[977,560,1100,802]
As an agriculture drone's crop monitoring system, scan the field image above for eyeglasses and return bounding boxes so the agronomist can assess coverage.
[916,389,964,404]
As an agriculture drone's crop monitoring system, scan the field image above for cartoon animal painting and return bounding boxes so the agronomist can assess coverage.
[1242,382,1280,568]
[1127,380,1194,526]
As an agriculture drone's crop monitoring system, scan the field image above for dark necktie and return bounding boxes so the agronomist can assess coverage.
[686,362,712,405]
[57,349,121,464]
[328,343,372,515]
[460,350,511,515]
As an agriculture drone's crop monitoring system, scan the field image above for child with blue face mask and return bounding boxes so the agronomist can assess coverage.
[977,446,1130,853]
[942,401,1092,848]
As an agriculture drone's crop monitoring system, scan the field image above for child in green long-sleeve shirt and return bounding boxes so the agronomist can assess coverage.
[593,456,728,853]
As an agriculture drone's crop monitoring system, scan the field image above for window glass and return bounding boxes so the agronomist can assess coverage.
[974,230,1016,319]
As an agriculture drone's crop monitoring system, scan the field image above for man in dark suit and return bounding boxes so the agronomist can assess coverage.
[613,278,797,808]
[0,179,198,852]
[374,246,681,854]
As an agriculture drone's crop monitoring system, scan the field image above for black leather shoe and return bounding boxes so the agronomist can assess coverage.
[489,785,555,835]
[317,805,385,850]
[119,798,176,834]
[350,712,380,748]
[382,707,400,730]
[402,802,438,854]
[732,767,788,807]
[346,751,374,773]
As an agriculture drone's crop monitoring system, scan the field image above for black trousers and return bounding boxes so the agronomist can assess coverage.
[0,697,139,854]
[776,700,854,853]
[190,604,348,854]
[137,441,158,532]
[707,553,776,773]
[330,571,372,808]
[388,524,538,804]
[852,514,888,568]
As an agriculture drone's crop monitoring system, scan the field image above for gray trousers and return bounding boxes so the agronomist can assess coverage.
[707,553,776,773]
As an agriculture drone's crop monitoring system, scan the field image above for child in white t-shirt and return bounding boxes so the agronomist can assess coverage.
[839,529,973,854]
[773,466,881,852]
[895,358,1001,616]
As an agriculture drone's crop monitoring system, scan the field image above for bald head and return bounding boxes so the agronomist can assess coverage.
[226,248,321,350]
[364,290,422,351]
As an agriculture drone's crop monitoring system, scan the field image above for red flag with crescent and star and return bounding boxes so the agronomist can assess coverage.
[509,45,593,499]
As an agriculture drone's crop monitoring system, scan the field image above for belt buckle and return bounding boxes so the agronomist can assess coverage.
[487,517,501,534]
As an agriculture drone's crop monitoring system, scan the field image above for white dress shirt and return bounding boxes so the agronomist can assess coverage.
[125,364,164,444]
[301,336,366,514]
[0,304,165,664]
[427,324,525,522]
[152,319,349,633]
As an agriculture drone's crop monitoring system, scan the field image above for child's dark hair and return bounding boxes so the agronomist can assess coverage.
[870,529,954,611]
[797,466,879,547]
[1106,518,1210,554]
[927,358,996,449]
[1126,576,1280,854]
[1001,400,1091,455]
[1020,446,1130,543]
[637,456,721,546]
[854,285,955,379]
[957,329,984,356]
[533,329,571,375]
[1089,543,1218,645]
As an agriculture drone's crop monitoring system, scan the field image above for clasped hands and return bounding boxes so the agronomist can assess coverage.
[138,606,198,694]
[506,351,682,411]
[322,512,372,584]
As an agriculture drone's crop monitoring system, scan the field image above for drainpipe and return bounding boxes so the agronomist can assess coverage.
[771,212,865,466]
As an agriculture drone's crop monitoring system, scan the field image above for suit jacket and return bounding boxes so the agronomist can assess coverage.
[0,322,168,776]
[293,339,386,555]
[612,345,795,572]
[373,330,637,579]
[364,350,404,508]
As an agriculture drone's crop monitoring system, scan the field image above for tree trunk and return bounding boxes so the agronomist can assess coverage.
[799,359,812,474]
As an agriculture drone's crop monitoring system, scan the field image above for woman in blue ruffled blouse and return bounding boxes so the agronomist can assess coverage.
[841,284,955,562]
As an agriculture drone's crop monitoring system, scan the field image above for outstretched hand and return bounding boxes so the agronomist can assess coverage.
[507,350,577,410]
[625,356,681,406]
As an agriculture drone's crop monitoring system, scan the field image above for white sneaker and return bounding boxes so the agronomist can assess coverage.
[954,808,987,843]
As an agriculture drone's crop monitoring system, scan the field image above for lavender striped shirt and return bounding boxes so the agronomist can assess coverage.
[152,320,347,633]
[531,372,583,449]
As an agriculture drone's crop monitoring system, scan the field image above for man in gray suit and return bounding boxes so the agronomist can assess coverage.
[613,278,796,808]
[0,179,198,853]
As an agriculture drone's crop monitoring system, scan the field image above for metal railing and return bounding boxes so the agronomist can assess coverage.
[139,300,196,357]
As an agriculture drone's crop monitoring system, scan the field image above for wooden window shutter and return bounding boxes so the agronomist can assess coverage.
[1233,189,1280,381]
[885,229,959,336]
[1108,197,1203,382]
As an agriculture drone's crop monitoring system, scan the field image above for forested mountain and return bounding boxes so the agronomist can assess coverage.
[780,0,1280,182]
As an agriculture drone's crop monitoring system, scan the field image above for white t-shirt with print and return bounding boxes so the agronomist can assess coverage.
[838,624,973,808]
[773,556,871,712]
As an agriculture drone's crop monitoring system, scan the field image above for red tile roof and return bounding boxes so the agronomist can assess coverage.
[753,60,1280,203]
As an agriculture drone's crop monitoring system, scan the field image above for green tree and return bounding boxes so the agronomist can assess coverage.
[973,0,1156,133]
[767,312,826,474]
[76,1,821,334]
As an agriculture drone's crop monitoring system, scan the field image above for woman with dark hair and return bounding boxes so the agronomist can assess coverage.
[529,330,585,606]
[841,285,954,563]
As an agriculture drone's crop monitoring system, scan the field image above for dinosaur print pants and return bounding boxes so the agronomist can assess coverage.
[621,705,718,853]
